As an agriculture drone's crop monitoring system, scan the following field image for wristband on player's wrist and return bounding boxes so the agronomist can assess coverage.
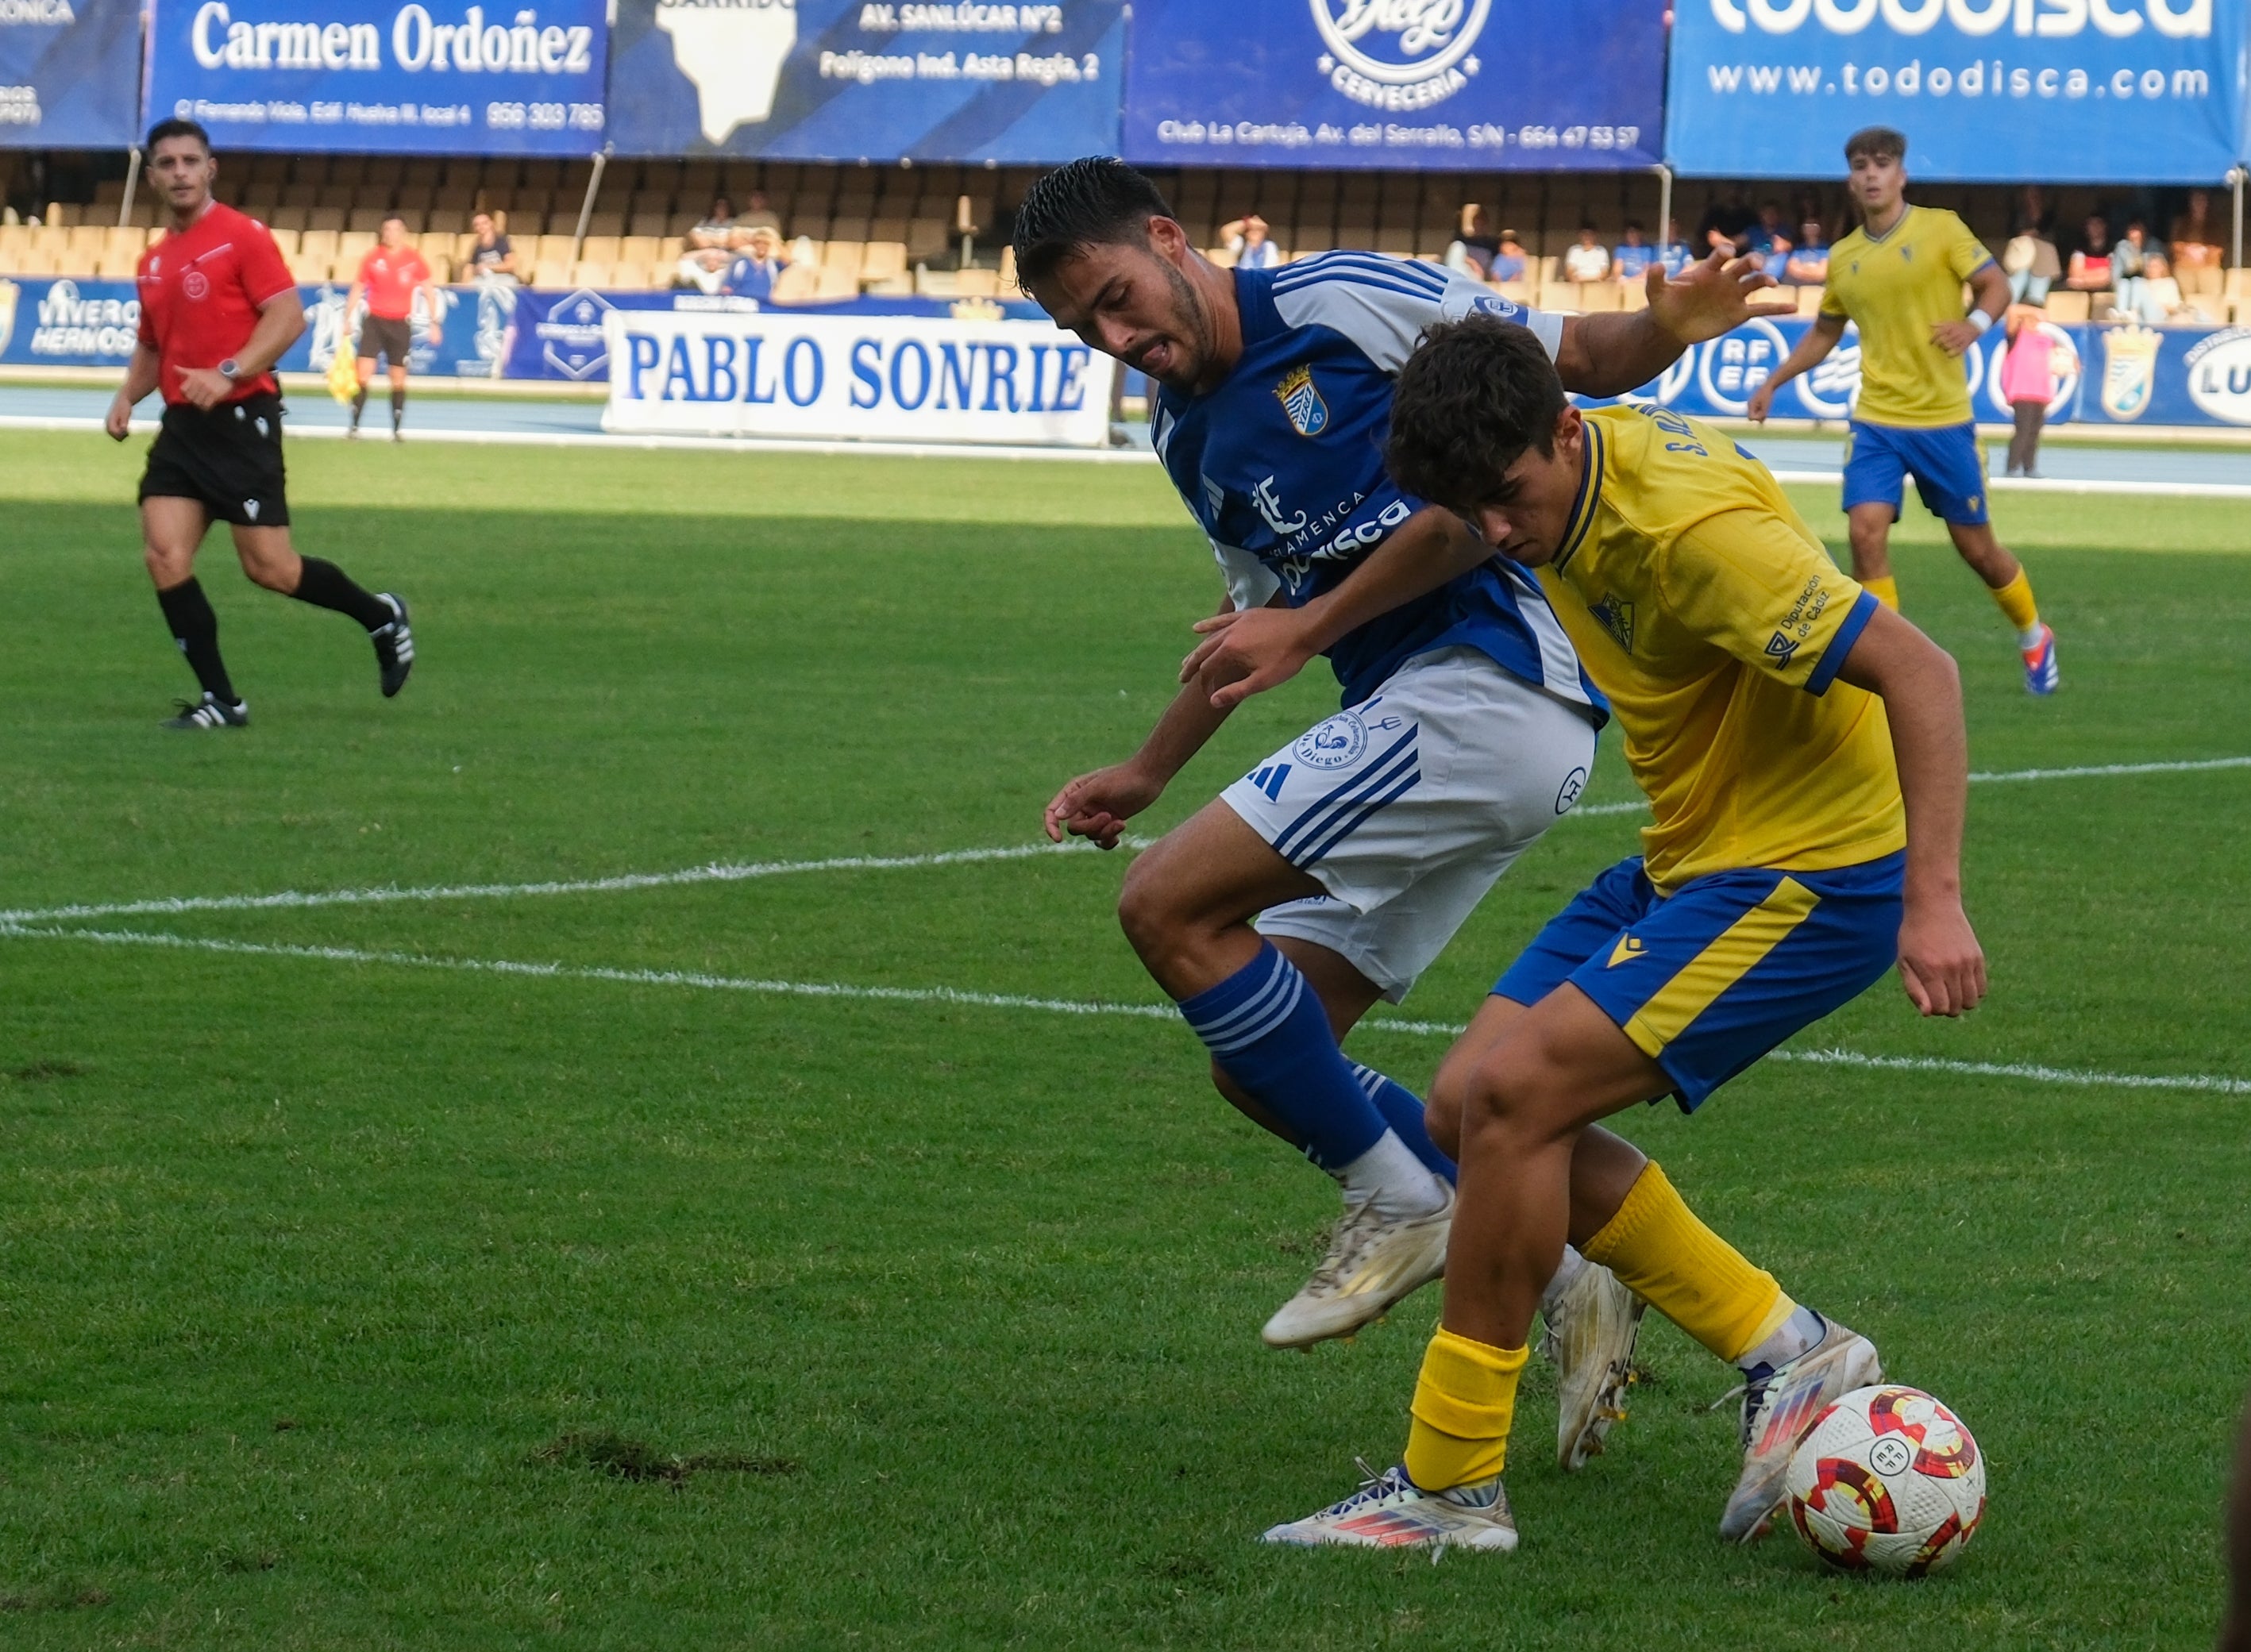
[1966,311,1994,336]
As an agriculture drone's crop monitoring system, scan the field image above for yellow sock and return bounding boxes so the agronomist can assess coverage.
[1582,1161,1792,1364]
[1404,1327,1528,1490]
[1864,575,1900,610]
[1990,568,2040,641]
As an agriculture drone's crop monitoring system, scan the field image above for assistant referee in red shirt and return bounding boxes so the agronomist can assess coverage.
[106,118,414,730]
[346,213,441,441]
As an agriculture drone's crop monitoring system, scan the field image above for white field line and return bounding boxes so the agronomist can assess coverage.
[6,921,2245,1098]
[0,753,2238,929]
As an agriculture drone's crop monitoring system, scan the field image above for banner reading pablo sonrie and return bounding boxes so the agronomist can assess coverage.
[1665,0,2245,181]
[144,0,608,152]
[1121,0,1666,170]
[602,307,1116,443]
[0,0,142,148]
[606,0,1124,160]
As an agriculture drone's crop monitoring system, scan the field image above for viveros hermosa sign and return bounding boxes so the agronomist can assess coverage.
[1312,0,1489,110]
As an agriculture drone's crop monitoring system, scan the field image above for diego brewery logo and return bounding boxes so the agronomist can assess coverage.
[1311,0,1490,112]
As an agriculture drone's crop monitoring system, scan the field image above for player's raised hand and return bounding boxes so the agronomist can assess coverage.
[1043,762,1163,850]
[1896,899,1987,1018]
[1181,606,1317,711]
[1646,248,1794,345]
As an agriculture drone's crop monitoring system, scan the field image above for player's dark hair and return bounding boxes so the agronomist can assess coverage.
[1012,157,1176,288]
[1384,314,1570,510]
[381,211,407,226]
[145,117,211,153]
[1844,125,1906,164]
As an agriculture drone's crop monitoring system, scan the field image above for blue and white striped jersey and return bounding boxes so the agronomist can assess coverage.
[1152,253,1605,722]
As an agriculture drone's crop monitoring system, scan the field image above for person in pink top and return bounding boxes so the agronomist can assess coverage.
[2000,304,2057,479]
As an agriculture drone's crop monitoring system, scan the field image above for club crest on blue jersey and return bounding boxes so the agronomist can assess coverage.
[1274,364,1329,437]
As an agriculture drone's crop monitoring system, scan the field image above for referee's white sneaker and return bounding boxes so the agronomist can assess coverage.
[162,693,248,730]
[1544,1260,1646,1471]
[1261,1184,1452,1350]
[372,594,414,699]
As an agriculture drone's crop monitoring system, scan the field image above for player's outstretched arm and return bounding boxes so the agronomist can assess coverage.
[1554,249,1795,399]
[1044,597,1243,849]
[1179,506,1490,711]
[107,341,163,440]
[1833,604,1987,1018]
[1744,313,1847,424]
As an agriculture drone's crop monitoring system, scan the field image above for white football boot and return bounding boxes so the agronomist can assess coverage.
[1260,1184,1454,1350]
[1544,1261,1647,1471]
[1718,1315,1884,1542]
[1262,1461,1517,1554]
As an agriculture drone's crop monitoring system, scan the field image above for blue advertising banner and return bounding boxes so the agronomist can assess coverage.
[143,0,609,154]
[0,0,143,148]
[607,0,1124,160]
[1666,0,2245,182]
[1121,0,1665,170]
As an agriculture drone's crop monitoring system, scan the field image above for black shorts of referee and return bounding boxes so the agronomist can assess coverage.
[359,314,413,368]
[138,391,290,529]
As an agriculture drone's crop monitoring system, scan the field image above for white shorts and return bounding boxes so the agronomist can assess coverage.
[1220,647,1600,1003]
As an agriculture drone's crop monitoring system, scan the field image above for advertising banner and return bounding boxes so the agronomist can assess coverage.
[1666,0,2245,182]
[0,0,143,148]
[1121,0,1665,171]
[143,0,609,154]
[606,0,1124,160]
[602,307,1114,442]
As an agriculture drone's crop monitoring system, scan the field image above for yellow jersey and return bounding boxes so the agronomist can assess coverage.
[1537,405,1906,891]
[1819,205,1996,429]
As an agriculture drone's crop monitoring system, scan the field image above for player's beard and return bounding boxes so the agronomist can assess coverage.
[1147,256,1216,391]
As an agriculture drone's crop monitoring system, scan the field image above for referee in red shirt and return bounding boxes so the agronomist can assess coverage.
[106,119,414,730]
[346,214,441,441]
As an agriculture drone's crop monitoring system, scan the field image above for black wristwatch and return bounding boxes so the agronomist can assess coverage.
[218,358,240,380]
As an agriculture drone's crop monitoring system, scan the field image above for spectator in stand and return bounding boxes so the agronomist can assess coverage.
[2017,183,2056,241]
[2000,303,2055,479]
[2111,218,2152,315]
[1562,221,1610,283]
[1443,204,1501,279]
[2131,253,2207,325]
[2065,215,2114,294]
[1220,214,1282,270]
[1695,191,1753,256]
[2002,219,2060,305]
[677,194,737,294]
[1611,221,1655,282]
[1745,200,1788,256]
[465,210,516,283]
[736,189,781,236]
[1488,228,1529,284]
[2169,188,2223,277]
[1659,218,1695,278]
[1784,220,1830,284]
[722,225,790,301]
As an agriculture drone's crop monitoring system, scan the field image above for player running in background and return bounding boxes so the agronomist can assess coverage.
[1261,315,1984,1554]
[106,120,414,730]
[1016,159,1791,1467]
[1748,126,2058,695]
[347,214,442,442]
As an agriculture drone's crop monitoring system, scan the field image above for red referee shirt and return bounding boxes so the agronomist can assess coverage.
[134,202,295,406]
[356,246,431,320]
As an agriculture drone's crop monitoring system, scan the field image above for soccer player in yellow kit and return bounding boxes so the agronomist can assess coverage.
[1258,314,1987,1554]
[1748,125,2057,695]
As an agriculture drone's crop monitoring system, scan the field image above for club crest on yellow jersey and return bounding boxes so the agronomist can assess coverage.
[1587,593,1636,653]
[1275,364,1329,437]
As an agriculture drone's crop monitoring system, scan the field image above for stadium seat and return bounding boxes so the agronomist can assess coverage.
[861,241,909,287]
[2044,291,2091,322]
[1794,285,1826,315]
[628,211,670,240]
[580,235,623,265]
[955,268,1000,297]
[821,241,865,281]
[813,265,858,300]
[1572,282,1622,314]
[306,208,346,233]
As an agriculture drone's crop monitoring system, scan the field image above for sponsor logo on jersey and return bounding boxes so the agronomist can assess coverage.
[2099,322,2160,422]
[1607,934,1645,967]
[1310,0,1489,113]
[1763,630,1801,668]
[1555,765,1586,814]
[1274,363,1329,436]
[1252,474,1309,535]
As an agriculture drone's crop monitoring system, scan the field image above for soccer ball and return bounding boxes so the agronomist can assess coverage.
[1783,1384,1987,1577]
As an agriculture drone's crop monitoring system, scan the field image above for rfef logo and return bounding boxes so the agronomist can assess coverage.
[1310,0,1489,111]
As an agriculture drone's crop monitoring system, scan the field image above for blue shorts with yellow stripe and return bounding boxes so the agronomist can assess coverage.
[1841,419,1988,526]
[1491,851,1905,1111]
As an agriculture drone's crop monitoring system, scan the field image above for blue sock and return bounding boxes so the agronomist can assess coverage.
[1177,942,1388,1173]
[1351,1063,1457,1184]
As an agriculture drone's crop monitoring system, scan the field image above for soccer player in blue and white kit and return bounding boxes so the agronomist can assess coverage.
[1016,160,1791,1465]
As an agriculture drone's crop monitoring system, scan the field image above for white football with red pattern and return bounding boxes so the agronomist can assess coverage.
[1784,1384,1987,1577]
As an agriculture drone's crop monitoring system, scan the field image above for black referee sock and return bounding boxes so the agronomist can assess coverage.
[291,556,395,631]
[349,387,368,429]
[391,387,405,433]
[156,577,239,705]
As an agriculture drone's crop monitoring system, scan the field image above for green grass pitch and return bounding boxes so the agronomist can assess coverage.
[2,428,2248,1648]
